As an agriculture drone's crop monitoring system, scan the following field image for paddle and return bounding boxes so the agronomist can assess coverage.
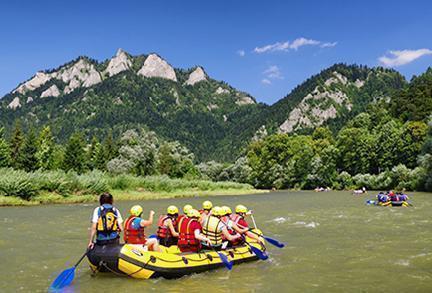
[211,248,233,270]
[49,249,89,291]
[246,229,285,248]
[241,236,268,260]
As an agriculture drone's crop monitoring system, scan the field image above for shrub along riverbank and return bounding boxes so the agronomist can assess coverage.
[0,169,260,206]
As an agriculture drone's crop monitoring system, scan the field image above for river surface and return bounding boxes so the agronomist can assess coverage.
[1,191,431,292]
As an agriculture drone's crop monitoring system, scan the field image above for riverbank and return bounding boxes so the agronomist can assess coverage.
[0,169,265,206]
[0,189,267,206]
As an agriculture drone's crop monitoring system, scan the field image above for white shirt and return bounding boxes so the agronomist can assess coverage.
[91,206,123,224]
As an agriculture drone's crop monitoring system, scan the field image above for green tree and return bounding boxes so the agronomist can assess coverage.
[399,121,428,168]
[0,127,11,167]
[10,121,24,169]
[17,128,38,172]
[374,120,402,172]
[63,132,87,173]
[87,136,101,170]
[36,126,55,170]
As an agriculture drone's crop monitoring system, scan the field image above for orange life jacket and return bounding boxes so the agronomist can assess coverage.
[124,216,146,244]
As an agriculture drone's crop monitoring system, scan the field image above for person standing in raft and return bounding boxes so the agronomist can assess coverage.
[124,205,162,252]
[88,192,123,249]
[202,206,241,250]
[157,205,179,247]
[199,200,213,225]
[177,209,212,253]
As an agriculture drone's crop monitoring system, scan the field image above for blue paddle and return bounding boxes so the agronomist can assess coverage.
[49,249,88,291]
[213,249,233,270]
[247,229,285,248]
[243,239,268,260]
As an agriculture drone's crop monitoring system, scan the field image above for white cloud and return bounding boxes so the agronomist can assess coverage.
[261,78,271,85]
[237,49,245,57]
[379,49,432,67]
[254,37,336,53]
[320,42,338,48]
[263,65,283,79]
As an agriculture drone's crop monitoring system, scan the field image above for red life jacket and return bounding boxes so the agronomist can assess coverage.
[124,216,146,244]
[230,214,249,229]
[157,215,177,239]
[178,217,202,252]
[177,214,187,230]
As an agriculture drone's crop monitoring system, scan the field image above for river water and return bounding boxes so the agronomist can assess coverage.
[1,191,431,292]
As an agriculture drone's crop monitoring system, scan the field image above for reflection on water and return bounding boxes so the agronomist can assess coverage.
[1,191,431,292]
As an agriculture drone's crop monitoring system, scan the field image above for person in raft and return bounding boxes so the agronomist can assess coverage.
[123,205,162,252]
[88,192,123,249]
[157,205,179,247]
[202,206,241,250]
[199,200,213,224]
[221,205,261,245]
[177,209,212,253]
[177,204,193,230]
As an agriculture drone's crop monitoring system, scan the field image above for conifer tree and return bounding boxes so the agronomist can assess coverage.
[63,132,87,173]
[17,128,38,172]
[10,121,24,169]
[87,136,100,170]
[0,127,11,167]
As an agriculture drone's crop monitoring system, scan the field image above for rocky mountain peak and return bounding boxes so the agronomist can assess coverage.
[13,71,52,94]
[185,67,207,85]
[105,48,132,77]
[138,54,177,81]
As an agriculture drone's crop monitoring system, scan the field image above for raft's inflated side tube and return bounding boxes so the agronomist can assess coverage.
[87,231,265,279]
[87,244,124,274]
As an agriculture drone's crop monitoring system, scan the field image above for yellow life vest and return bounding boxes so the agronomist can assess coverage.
[96,206,119,234]
[202,216,223,246]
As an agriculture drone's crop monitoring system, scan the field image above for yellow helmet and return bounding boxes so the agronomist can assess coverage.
[183,204,193,214]
[202,200,213,210]
[167,205,179,215]
[212,206,223,217]
[187,209,200,218]
[235,204,248,214]
[130,205,143,217]
[222,206,232,215]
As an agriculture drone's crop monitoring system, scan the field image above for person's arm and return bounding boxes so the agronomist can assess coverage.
[221,227,240,241]
[88,223,97,249]
[194,229,211,246]
[167,219,179,237]
[231,222,248,234]
[140,210,155,227]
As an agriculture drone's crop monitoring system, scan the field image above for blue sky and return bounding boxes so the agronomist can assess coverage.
[1,0,431,104]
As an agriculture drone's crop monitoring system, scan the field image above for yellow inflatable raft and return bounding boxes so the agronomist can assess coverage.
[87,233,266,279]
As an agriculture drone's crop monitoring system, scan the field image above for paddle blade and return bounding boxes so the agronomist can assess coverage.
[148,234,157,239]
[217,252,233,270]
[264,236,285,248]
[49,267,75,291]
[250,245,268,260]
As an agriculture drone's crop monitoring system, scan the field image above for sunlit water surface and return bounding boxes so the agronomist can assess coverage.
[1,191,431,292]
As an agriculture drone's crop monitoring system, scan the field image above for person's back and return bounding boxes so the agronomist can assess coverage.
[88,192,123,248]
[157,205,179,247]
[178,209,210,252]
[202,213,224,247]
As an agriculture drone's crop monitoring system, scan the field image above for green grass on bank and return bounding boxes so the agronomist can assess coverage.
[0,168,264,206]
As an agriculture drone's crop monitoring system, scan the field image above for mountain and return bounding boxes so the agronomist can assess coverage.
[0,52,415,161]
[0,49,258,161]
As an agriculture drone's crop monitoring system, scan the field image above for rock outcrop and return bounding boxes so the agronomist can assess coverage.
[236,96,255,105]
[26,96,33,103]
[138,54,177,81]
[13,72,52,94]
[8,97,21,109]
[215,87,230,95]
[105,49,132,77]
[185,67,207,85]
[57,59,102,89]
[41,85,61,98]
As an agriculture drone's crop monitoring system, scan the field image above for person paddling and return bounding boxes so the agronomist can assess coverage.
[124,205,161,252]
[88,192,123,249]
[222,205,261,244]
[178,209,212,253]
[157,205,179,247]
[202,206,241,250]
